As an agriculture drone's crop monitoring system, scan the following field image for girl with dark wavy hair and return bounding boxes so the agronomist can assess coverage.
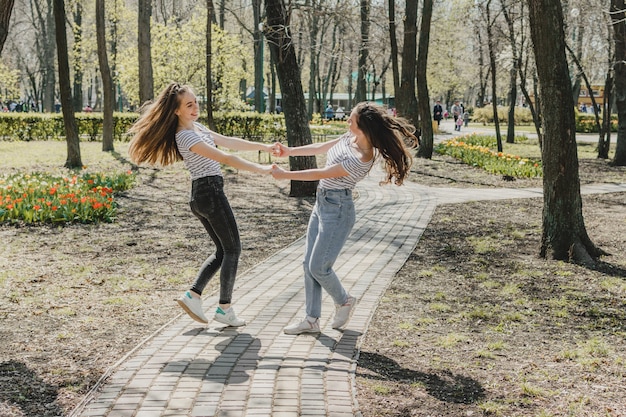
[270,102,417,335]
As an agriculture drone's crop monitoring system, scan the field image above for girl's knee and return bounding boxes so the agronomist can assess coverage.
[308,263,331,281]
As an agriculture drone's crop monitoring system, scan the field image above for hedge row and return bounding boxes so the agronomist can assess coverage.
[471,106,617,133]
[0,112,287,142]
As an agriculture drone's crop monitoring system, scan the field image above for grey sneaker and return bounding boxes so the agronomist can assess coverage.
[284,317,320,335]
[214,306,246,327]
[177,291,209,324]
[331,296,356,329]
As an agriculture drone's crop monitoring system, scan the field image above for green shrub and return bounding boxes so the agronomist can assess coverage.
[575,113,617,133]
[0,112,287,143]
[471,106,534,125]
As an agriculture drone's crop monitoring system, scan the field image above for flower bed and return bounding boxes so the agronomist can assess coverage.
[436,134,542,178]
[0,170,136,224]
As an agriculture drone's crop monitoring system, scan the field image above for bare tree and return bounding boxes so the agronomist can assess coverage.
[71,1,83,111]
[0,0,15,55]
[388,0,399,95]
[30,0,56,112]
[305,0,321,117]
[252,0,264,113]
[354,0,370,104]
[416,0,433,158]
[599,16,614,160]
[96,0,114,151]
[206,0,215,129]
[528,0,605,264]
[501,0,518,144]
[320,14,345,114]
[476,0,503,152]
[138,0,154,106]
[53,0,81,167]
[610,0,626,166]
[395,0,418,124]
[264,0,317,197]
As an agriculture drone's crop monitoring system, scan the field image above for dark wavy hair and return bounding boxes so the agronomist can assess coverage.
[128,82,191,166]
[352,102,418,185]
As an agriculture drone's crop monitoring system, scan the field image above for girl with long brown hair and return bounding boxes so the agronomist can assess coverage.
[129,82,273,327]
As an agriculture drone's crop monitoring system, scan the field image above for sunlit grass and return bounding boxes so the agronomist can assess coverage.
[437,333,467,348]
[0,141,132,170]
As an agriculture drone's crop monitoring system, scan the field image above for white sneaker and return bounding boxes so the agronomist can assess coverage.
[214,306,246,327]
[284,317,320,335]
[177,291,209,324]
[332,296,356,329]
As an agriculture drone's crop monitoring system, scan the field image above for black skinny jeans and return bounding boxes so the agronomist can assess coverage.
[189,176,241,305]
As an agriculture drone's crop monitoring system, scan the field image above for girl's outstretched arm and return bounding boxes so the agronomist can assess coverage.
[272,138,340,158]
[190,142,271,175]
[270,163,348,181]
[212,131,273,153]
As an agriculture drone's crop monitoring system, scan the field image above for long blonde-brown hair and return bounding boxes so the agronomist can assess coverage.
[353,102,417,185]
[128,82,191,166]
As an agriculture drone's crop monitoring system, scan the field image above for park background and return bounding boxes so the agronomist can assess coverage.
[1,0,626,416]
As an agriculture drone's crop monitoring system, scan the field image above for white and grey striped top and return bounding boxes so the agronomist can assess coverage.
[175,122,222,180]
[319,132,374,190]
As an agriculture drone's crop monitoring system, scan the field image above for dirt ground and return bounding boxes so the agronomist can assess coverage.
[1,147,625,417]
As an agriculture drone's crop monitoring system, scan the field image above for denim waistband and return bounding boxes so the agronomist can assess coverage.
[192,175,223,185]
[317,188,352,196]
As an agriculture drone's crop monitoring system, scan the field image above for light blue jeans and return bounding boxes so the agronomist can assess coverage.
[304,188,355,318]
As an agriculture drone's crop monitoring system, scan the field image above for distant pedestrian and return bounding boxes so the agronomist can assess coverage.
[335,106,345,120]
[455,113,463,131]
[463,111,470,127]
[433,100,443,126]
[325,104,334,120]
[451,100,462,123]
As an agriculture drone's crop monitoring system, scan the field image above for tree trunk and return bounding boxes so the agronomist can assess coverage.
[611,0,626,166]
[476,30,486,108]
[599,65,613,159]
[515,3,543,148]
[43,1,56,113]
[485,0,503,152]
[396,0,418,125]
[264,0,317,197]
[307,1,319,117]
[0,0,15,55]
[355,0,370,104]
[206,0,215,129]
[253,0,264,114]
[54,0,81,168]
[218,0,225,29]
[502,3,517,144]
[416,0,433,158]
[528,0,605,264]
[72,2,83,112]
[96,0,114,152]
[566,44,603,139]
[138,0,154,106]
[388,0,399,95]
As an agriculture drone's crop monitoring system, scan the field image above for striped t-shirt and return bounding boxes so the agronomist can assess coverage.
[175,122,222,180]
[319,133,374,190]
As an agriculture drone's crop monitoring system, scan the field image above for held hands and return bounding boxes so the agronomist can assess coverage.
[270,163,288,180]
[271,142,289,157]
[259,164,273,175]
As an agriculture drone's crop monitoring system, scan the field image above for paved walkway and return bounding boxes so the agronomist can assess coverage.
[71,170,625,417]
